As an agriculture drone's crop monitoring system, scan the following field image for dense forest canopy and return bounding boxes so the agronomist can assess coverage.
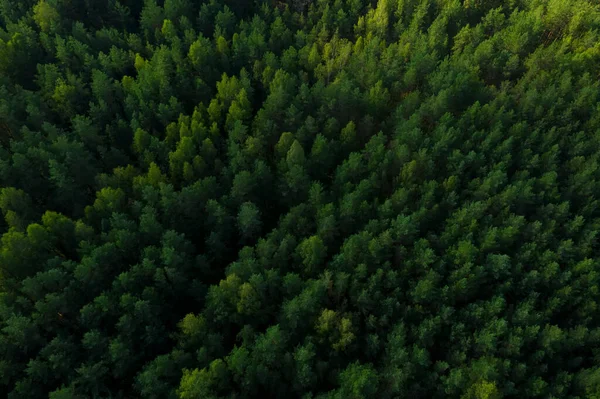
[1,0,600,397]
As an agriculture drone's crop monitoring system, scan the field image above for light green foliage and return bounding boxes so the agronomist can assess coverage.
[33,0,59,32]
[286,140,305,168]
[297,235,327,273]
[178,359,229,399]
[461,380,502,399]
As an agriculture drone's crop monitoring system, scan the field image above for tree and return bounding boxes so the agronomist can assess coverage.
[178,359,230,399]
[461,380,502,399]
[332,362,379,399]
[297,235,327,274]
[33,0,59,32]
[0,187,37,231]
[237,202,262,240]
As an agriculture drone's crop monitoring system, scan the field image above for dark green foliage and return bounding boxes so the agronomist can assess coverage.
[1,0,600,398]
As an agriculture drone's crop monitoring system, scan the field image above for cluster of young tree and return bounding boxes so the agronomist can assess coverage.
[1,0,600,397]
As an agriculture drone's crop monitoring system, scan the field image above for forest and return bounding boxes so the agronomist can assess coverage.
[1,0,600,397]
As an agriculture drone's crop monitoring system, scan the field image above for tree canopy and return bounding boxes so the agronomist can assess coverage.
[2,0,600,398]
